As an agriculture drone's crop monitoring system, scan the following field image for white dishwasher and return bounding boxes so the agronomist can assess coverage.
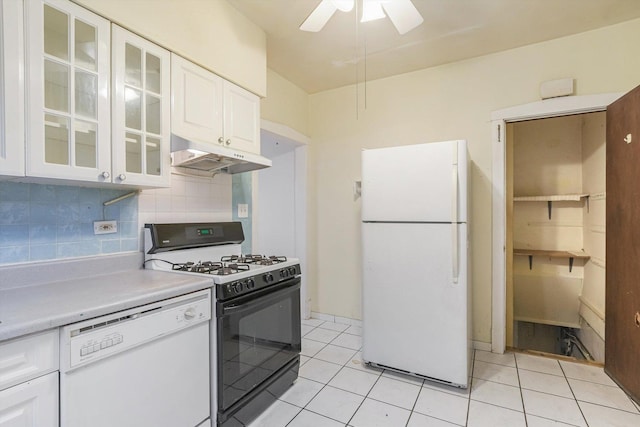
[59,289,211,427]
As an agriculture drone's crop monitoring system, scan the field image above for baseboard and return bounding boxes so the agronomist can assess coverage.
[473,341,492,352]
[311,311,363,327]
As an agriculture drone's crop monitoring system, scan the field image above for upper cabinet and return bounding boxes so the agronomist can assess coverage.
[223,81,260,154]
[111,25,170,187]
[171,54,260,154]
[0,0,25,177]
[25,0,111,183]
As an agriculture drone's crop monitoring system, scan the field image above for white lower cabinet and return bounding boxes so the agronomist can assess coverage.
[0,372,59,427]
[0,329,59,427]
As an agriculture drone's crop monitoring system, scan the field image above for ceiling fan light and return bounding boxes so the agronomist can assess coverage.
[361,0,386,23]
[330,0,354,12]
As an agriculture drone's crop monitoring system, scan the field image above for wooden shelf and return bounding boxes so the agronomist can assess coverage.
[514,249,590,272]
[513,194,589,219]
[513,194,588,202]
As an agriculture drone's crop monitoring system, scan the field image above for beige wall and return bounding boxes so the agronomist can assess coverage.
[74,0,267,96]
[261,69,310,136]
[308,18,640,344]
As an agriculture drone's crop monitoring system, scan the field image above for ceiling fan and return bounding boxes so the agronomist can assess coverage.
[300,0,424,35]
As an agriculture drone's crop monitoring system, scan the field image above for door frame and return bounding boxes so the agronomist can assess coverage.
[490,92,622,353]
[256,119,311,318]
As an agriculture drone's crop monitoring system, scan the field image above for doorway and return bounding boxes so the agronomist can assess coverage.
[507,112,605,361]
[490,92,622,354]
[255,120,310,318]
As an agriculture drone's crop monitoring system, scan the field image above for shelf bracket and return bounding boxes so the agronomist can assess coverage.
[569,257,574,272]
[547,201,552,220]
[528,255,533,270]
[586,196,590,213]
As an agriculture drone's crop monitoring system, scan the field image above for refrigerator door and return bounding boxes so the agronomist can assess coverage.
[361,140,467,223]
[362,222,469,387]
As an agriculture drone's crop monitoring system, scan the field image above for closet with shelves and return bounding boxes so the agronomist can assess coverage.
[508,111,606,360]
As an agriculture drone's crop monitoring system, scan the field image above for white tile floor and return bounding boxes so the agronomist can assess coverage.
[247,318,640,427]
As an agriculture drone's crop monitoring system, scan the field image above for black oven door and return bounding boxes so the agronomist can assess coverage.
[217,278,301,417]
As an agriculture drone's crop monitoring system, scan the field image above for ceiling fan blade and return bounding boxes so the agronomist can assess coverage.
[300,0,338,32]
[382,0,424,35]
[331,0,354,12]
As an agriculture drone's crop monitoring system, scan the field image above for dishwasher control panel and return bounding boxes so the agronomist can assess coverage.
[60,289,211,371]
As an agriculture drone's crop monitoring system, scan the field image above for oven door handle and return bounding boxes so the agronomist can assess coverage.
[218,279,301,316]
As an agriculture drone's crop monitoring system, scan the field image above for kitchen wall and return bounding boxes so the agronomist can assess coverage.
[307,18,640,345]
[0,181,137,264]
[261,68,310,136]
[74,0,267,96]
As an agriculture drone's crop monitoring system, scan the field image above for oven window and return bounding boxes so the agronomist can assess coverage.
[219,285,301,411]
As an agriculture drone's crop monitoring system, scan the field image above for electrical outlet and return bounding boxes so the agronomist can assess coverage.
[94,220,118,235]
[237,204,249,218]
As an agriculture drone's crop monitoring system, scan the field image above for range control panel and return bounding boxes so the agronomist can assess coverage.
[216,264,301,300]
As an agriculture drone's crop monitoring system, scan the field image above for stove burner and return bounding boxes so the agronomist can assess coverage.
[172,261,250,275]
[221,254,287,265]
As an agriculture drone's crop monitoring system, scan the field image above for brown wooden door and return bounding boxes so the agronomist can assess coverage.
[606,83,640,403]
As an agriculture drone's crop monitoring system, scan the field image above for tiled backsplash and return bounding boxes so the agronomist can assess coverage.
[0,173,236,265]
[138,173,233,248]
[0,182,138,264]
[232,173,252,254]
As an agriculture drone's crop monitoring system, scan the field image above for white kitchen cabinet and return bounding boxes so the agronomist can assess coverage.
[0,372,59,427]
[171,54,260,154]
[223,80,260,154]
[0,329,59,427]
[112,25,171,187]
[0,0,25,177]
[25,0,111,183]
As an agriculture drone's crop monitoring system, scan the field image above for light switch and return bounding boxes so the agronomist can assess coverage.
[238,204,249,218]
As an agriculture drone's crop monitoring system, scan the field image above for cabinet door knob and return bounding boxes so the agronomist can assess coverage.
[101,171,110,179]
[118,174,126,181]
[218,137,224,144]
[225,139,231,146]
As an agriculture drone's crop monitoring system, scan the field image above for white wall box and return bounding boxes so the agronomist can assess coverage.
[0,0,25,178]
[112,25,171,187]
[0,329,59,427]
[171,54,260,154]
[26,0,111,183]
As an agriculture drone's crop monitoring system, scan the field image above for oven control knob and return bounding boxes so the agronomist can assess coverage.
[289,267,297,276]
[280,269,287,278]
[264,273,274,283]
[246,279,255,289]
[233,282,243,293]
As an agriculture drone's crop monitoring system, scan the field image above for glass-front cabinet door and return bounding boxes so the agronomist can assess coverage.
[26,0,110,183]
[112,25,170,187]
[0,0,25,177]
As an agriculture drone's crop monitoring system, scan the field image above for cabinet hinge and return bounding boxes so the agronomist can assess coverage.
[497,124,501,142]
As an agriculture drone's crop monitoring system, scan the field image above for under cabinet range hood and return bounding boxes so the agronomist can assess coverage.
[170,134,272,174]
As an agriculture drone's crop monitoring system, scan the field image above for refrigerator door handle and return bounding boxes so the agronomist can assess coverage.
[452,159,459,283]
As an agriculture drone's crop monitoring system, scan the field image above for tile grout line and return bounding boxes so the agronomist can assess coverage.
[464,349,476,427]
[559,360,591,427]
[513,352,529,427]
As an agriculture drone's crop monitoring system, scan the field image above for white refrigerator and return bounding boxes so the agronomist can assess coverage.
[361,140,471,388]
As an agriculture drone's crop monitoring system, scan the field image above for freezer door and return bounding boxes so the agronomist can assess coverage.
[362,140,467,223]
[362,222,469,386]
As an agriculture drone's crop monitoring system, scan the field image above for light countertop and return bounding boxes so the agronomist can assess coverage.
[0,254,213,342]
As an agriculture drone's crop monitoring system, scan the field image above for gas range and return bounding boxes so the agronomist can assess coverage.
[143,222,301,300]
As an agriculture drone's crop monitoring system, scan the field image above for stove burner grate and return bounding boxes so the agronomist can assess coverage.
[172,261,250,275]
[221,254,287,265]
